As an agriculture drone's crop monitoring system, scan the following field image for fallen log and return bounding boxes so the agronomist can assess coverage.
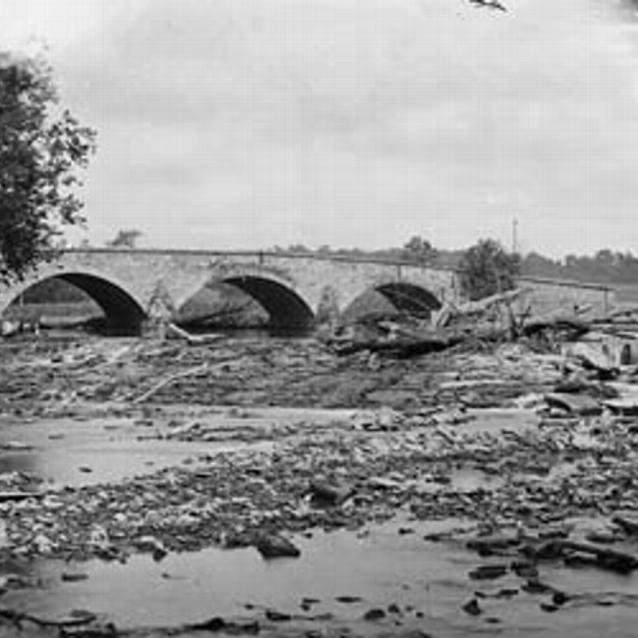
[453,288,530,317]
[329,332,460,357]
[521,314,591,338]
[131,364,209,404]
[166,322,223,345]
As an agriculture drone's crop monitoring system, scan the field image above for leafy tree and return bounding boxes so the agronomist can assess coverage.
[0,51,96,283]
[459,238,520,300]
[401,236,438,265]
[106,229,142,249]
[287,243,310,253]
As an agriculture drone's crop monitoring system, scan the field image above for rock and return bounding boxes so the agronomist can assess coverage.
[585,530,618,544]
[309,480,352,506]
[33,533,54,554]
[254,533,300,559]
[468,564,508,581]
[522,579,554,595]
[133,535,168,561]
[540,601,560,613]
[510,560,538,579]
[366,476,403,490]
[462,598,482,616]
[363,608,386,621]
[187,616,260,634]
[335,595,362,603]
[544,393,602,416]
[61,572,89,582]
[265,609,291,621]
[187,617,226,631]
[466,535,520,556]
[59,623,117,638]
[301,597,321,606]
[552,591,571,606]
[568,342,617,378]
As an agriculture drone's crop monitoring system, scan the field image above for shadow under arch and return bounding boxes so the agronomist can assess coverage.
[375,282,442,318]
[11,273,146,335]
[343,282,442,322]
[222,275,315,330]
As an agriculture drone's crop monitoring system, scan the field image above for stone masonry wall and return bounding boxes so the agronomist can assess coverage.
[515,277,614,316]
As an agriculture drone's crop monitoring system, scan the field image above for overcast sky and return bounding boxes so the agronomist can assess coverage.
[2,0,638,257]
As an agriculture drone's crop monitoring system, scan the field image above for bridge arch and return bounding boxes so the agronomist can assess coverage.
[177,267,315,331]
[3,272,146,335]
[342,281,442,322]
[223,275,314,329]
[375,282,442,317]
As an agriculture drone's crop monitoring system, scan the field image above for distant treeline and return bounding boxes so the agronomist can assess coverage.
[520,250,638,284]
[273,242,638,285]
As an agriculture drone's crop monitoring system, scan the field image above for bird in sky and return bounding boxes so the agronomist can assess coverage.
[468,0,508,11]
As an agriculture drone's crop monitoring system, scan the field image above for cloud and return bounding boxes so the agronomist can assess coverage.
[9,0,638,256]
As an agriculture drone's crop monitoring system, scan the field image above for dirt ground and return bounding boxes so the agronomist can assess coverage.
[0,334,638,637]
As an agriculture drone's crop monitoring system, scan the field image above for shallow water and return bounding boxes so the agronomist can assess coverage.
[0,407,536,488]
[0,416,262,487]
[2,519,638,637]
[0,408,637,636]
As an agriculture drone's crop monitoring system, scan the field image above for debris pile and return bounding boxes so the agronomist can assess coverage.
[2,293,638,635]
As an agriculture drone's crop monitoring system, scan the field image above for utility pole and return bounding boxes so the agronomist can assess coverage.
[512,217,518,254]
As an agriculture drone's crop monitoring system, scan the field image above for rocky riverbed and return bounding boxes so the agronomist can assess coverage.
[0,335,638,637]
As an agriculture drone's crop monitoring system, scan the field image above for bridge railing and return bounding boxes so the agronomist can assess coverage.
[63,248,459,271]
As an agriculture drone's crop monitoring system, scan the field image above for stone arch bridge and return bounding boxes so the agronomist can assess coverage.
[0,249,460,333]
[0,249,614,334]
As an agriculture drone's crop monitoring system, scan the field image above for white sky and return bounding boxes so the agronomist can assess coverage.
[2,0,638,257]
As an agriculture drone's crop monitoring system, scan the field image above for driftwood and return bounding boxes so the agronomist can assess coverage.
[166,323,223,345]
[453,288,530,317]
[329,313,593,358]
[520,313,591,338]
[0,491,44,503]
[132,364,208,404]
[327,284,601,358]
[328,329,460,357]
